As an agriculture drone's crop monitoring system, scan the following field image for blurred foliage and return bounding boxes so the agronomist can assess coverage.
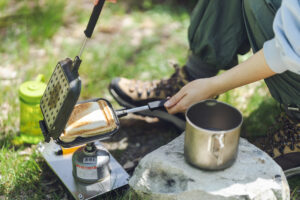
[0,0,65,65]
[0,0,65,42]
[0,0,195,44]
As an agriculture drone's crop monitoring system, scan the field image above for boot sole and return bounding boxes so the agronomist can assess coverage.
[109,87,186,131]
[284,166,300,178]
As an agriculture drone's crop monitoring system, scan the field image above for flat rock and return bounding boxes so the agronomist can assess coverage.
[129,133,290,200]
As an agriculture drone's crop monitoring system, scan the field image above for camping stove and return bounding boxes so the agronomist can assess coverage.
[38,141,129,200]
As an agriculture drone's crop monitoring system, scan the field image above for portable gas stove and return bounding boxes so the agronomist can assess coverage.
[38,140,129,200]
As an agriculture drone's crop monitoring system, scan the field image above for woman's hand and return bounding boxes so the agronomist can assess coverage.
[164,49,276,114]
[164,78,217,114]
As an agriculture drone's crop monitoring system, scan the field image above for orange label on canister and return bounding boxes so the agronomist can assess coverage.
[76,164,97,170]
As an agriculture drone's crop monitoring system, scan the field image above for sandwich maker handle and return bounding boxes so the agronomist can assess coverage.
[84,0,106,38]
[116,100,168,118]
[148,99,167,111]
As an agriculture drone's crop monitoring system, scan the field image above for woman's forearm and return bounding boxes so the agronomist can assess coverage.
[165,49,277,114]
[211,49,276,96]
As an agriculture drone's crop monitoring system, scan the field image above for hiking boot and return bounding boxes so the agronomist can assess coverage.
[109,64,191,106]
[109,64,191,131]
[261,112,300,174]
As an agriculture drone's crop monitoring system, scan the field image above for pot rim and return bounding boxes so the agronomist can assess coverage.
[185,99,243,134]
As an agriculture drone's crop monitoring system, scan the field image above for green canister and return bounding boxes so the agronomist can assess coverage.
[19,74,46,144]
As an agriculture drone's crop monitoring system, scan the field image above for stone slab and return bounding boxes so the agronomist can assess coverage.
[129,133,290,200]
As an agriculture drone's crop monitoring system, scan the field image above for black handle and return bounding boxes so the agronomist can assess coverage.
[148,99,167,111]
[115,100,167,118]
[84,0,106,38]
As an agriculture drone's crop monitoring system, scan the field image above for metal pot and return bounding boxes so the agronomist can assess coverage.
[184,99,243,170]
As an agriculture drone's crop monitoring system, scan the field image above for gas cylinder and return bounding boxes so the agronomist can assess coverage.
[72,143,110,183]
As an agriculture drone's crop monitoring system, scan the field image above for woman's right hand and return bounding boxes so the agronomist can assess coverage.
[164,49,276,114]
[164,78,218,114]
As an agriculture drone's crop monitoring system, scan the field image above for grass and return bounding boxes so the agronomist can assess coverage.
[0,146,59,199]
[290,175,300,200]
[0,0,299,199]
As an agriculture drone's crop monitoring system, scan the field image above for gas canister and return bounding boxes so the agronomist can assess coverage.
[72,143,110,183]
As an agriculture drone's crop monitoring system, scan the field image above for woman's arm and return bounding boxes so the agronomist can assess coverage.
[165,0,300,114]
[164,49,276,114]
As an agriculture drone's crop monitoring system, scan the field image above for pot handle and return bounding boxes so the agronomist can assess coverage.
[209,133,225,165]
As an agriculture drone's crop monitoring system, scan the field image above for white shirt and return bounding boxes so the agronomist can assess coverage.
[263,0,300,74]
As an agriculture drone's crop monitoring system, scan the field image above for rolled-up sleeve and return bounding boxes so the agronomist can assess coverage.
[263,0,300,74]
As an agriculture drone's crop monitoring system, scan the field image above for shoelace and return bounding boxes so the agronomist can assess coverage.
[263,113,300,157]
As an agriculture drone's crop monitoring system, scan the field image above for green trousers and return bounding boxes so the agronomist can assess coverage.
[186,0,300,114]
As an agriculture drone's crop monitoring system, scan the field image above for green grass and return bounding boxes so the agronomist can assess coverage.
[290,176,300,200]
[0,145,67,199]
[0,0,299,199]
[1,146,39,199]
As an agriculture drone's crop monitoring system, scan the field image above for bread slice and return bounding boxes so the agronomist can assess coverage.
[59,100,117,143]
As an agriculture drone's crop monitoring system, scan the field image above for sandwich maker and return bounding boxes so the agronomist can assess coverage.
[39,0,166,148]
[41,98,166,148]
[39,0,106,144]
[38,1,166,199]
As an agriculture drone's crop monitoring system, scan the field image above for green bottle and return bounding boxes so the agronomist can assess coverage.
[18,74,46,144]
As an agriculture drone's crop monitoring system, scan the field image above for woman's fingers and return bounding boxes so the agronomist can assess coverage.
[164,88,186,108]
[166,96,188,114]
[164,78,215,114]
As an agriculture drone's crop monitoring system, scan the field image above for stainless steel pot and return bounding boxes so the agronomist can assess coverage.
[184,99,243,170]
